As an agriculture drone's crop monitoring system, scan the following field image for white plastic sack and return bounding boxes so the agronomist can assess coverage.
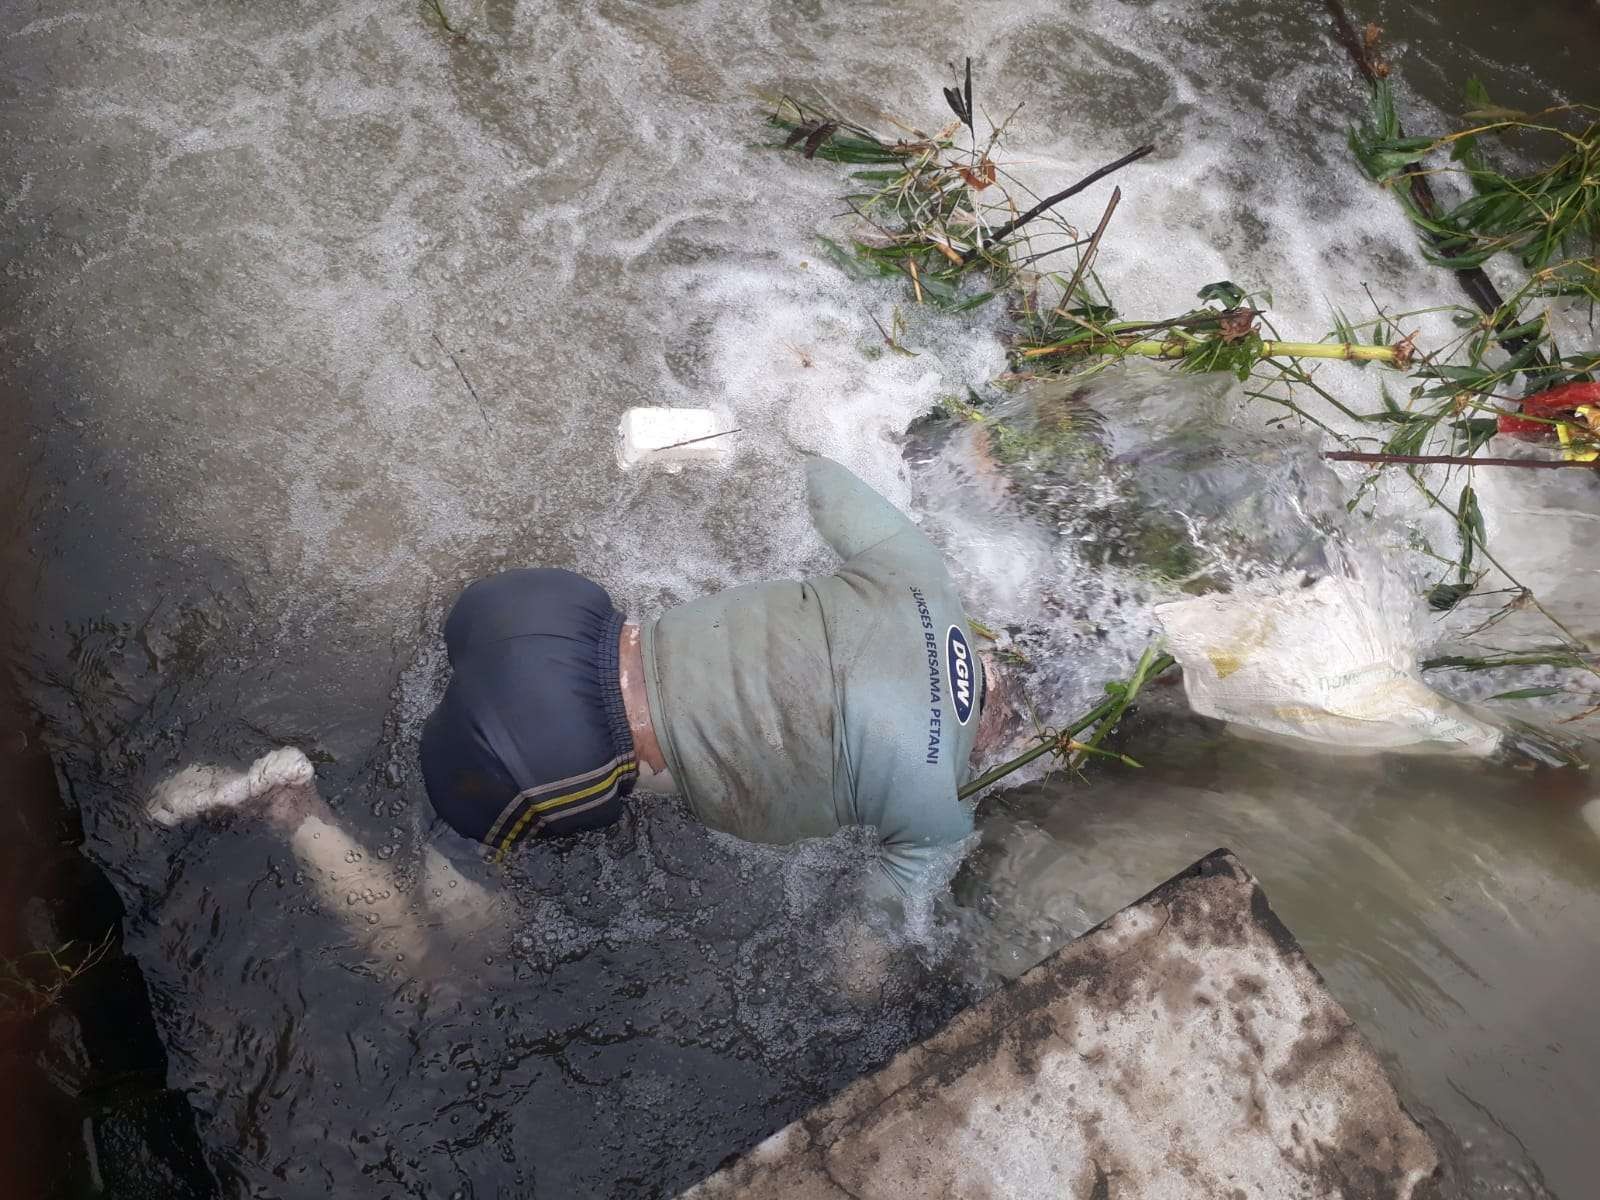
[1471,464,1600,647]
[1155,573,1503,757]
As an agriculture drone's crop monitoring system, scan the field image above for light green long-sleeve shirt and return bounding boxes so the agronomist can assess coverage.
[641,457,983,893]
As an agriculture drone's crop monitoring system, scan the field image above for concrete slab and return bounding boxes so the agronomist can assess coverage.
[680,850,1440,1200]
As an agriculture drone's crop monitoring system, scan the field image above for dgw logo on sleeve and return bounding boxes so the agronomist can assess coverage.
[946,625,975,726]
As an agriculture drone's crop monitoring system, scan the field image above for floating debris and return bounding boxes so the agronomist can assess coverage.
[764,59,1599,767]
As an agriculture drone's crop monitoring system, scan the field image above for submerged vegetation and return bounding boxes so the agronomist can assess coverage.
[767,73,1596,459]
[1,936,112,1023]
[763,52,1600,779]
[766,87,1409,378]
[959,646,1175,800]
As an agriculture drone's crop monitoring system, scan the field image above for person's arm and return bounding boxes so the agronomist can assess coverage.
[805,456,929,562]
[877,839,963,898]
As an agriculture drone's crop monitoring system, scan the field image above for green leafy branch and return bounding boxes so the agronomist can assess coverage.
[959,645,1174,800]
[764,65,1598,743]
[766,84,1150,313]
[1353,78,1600,279]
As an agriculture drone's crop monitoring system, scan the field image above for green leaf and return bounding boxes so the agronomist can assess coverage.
[1365,148,1428,175]
[1064,303,1118,323]
[1374,135,1437,155]
[914,271,959,302]
[1462,485,1486,544]
[1421,246,1499,270]
[1456,485,1485,580]
[948,289,1001,313]
[1451,418,1498,455]
[1427,581,1474,611]
[1500,340,1546,374]
[1423,648,1590,672]
[1485,686,1565,701]
[815,236,871,280]
[1420,364,1496,385]
[1382,413,1432,456]
[1496,318,1547,343]
[1197,280,1245,307]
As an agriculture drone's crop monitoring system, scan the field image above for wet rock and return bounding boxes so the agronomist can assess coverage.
[680,850,1440,1200]
[90,1090,217,1200]
[1,694,217,1199]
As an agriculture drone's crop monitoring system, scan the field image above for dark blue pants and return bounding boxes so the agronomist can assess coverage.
[419,570,637,855]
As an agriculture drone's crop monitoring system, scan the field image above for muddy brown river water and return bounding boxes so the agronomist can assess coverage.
[3,1,1598,1197]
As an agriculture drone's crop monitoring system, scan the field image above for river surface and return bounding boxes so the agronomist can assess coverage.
[3,1,1598,1197]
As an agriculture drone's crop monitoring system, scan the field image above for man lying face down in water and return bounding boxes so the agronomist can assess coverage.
[420,455,1022,894]
[152,457,1023,919]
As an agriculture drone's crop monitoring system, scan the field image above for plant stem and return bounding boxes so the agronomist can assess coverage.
[1054,186,1121,315]
[1325,451,1598,469]
[1268,341,1400,361]
[1074,645,1170,759]
[1021,338,1404,363]
[964,145,1155,262]
[959,650,1176,799]
[958,731,1069,799]
[425,0,457,33]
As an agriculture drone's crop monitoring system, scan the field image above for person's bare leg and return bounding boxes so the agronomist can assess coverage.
[149,748,497,964]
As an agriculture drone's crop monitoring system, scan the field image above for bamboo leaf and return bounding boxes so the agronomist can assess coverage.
[1421,364,1496,384]
[1424,649,1591,672]
[1197,280,1246,307]
[949,289,1001,313]
[1463,485,1486,544]
[1455,485,1485,580]
[1486,686,1565,701]
[1462,105,1532,122]
[963,56,973,132]
[1451,418,1498,455]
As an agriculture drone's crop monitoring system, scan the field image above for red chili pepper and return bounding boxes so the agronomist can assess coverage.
[1496,381,1600,441]
[1497,411,1557,438]
[1525,381,1600,410]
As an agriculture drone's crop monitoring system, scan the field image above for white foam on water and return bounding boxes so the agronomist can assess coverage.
[26,0,1591,671]
[691,262,1008,506]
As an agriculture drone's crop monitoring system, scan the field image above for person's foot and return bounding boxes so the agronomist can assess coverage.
[148,747,315,826]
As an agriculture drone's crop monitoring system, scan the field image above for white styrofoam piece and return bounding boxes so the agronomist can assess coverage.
[617,407,733,471]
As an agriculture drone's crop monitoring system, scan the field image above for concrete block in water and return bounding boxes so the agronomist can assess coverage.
[617,407,733,470]
[679,850,1439,1200]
